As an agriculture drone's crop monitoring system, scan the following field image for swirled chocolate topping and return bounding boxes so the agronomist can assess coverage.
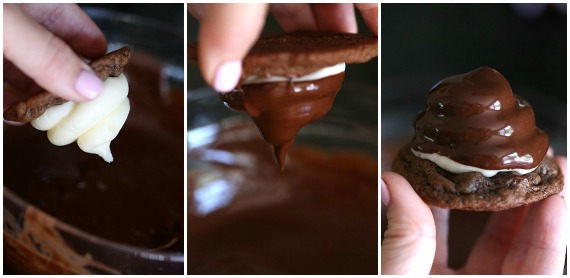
[221,73,345,171]
[411,67,549,170]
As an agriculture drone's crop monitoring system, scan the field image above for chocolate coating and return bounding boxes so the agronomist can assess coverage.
[411,67,549,170]
[221,73,345,171]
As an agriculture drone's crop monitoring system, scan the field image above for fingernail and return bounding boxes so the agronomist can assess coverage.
[547,147,554,157]
[213,60,241,93]
[3,119,25,126]
[381,178,391,207]
[75,69,103,100]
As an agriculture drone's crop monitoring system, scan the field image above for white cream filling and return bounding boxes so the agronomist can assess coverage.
[31,74,130,163]
[242,63,346,85]
[410,149,537,178]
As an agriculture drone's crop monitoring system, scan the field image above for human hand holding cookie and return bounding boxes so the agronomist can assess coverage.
[381,68,567,274]
[4,4,133,163]
[4,4,107,105]
[381,154,567,274]
[188,3,377,92]
[189,4,378,171]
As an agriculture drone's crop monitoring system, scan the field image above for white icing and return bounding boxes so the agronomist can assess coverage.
[242,63,346,85]
[410,149,537,178]
[31,74,130,163]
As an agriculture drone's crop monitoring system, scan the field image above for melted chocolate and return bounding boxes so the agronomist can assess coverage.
[188,122,377,274]
[4,52,184,253]
[411,67,549,169]
[221,73,345,171]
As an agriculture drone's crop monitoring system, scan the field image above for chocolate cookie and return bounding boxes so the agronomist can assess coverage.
[3,47,131,124]
[189,31,378,79]
[392,145,564,211]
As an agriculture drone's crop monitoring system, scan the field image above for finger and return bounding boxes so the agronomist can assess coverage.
[502,195,566,274]
[269,3,317,32]
[546,146,554,157]
[554,156,567,199]
[381,172,436,275]
[355,3,378,36]
[19,4,107,59]
[188,3,206,20]
[4,4,103,102]
[430,206,450,269]
[4,4,106,95]
[311,3,357,33]
[195,3,268,92]
[462,205,529,274]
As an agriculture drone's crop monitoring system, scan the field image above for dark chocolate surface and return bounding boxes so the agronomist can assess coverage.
[411,67,549,170]
[221,72,345,171]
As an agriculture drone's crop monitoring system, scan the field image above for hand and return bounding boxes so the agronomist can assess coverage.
[188,3,377,93]
[3,3,107,111]
[381,155,567,274]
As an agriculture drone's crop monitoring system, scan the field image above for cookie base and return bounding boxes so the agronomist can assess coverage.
[392,145,564,211]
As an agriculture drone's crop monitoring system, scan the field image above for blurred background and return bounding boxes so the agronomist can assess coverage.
[381,3,566,273]
[79,4,184,69]
[382,3,566,160]
[80,4,183,26]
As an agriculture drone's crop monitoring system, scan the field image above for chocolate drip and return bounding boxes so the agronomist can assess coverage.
[222,72,345,171]
[411,67,549,170]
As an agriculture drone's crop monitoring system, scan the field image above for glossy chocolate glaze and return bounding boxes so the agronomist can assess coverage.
[4,52,184,253]
[221,73,345,171]
[411,67,549,169]
[188,121,377,274]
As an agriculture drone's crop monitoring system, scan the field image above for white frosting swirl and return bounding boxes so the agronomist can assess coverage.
[31,74,130,163]
[410,149,537,178]
[242,63,346,84]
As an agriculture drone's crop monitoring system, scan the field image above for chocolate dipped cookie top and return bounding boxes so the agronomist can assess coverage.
[411,67,549,170]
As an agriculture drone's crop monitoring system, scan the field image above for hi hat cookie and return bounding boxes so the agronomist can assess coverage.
[190,32,378,171]
[393,67,563,211]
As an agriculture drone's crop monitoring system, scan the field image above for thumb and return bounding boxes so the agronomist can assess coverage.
[3,4,103,102]
[381,171,436,275]
[192,4,268,93]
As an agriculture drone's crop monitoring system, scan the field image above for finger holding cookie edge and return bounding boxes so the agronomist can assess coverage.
[196,3,268,92]
[553,156,567,199]
[19,3,107,60]
[354,3,378,36]
[269,3,318,32]
[462,204,529,274]
[310,3,358,34]
[381,171,436,275]
[501,194,566,274]
[499,156,566,274]
[3,47,131,124]
[3,4,103,102]
[429,206,450,272]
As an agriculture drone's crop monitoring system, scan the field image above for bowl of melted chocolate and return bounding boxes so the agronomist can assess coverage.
[3,7,184,274]
[187,61,378,274]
